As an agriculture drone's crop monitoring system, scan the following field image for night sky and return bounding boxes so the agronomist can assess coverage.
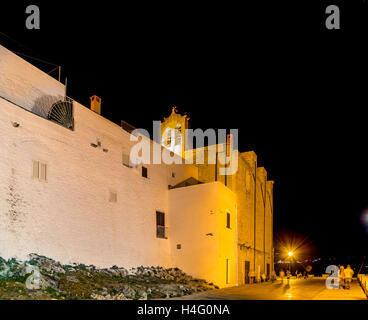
[2,1,368,259]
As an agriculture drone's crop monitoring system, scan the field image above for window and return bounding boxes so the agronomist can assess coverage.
[174,130,181,146]
[166,134,171,146]
[142,166,148,178]
[32,160,39,179]
[109,191,117,203]
[156,211,166,238]
[122,153,132,168]
[171,172,175,178]
[226,212,231,229]
[32,160,47,182]
[164,129,172,146]
[40,163,47,181]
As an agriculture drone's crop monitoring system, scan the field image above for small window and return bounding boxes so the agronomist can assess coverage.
[40,163,47,181]
[226,212,231,229]
[156,211,166,238]
[32,160,39,179]
[174,130,181,146]
[142,166,148,178]
[166,133,171,146]
[122,153,132,168]
[177,244,181,250]
[109,191,117,203]
[32,160,47,182]
[171,172,175,178]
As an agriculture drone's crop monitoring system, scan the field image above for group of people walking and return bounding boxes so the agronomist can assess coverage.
[247,265,356,288]
[277,269,308,282]
[276,265,355,289]
[338,265,354,289]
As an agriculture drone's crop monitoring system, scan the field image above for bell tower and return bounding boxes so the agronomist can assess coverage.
[161,106,190,158]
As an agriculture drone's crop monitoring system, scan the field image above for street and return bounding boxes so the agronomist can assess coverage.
[172,278,367,300]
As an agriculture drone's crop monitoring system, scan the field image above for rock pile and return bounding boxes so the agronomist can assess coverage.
[0,254,218,300]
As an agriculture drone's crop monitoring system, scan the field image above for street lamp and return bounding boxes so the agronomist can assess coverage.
[288,251,294,274]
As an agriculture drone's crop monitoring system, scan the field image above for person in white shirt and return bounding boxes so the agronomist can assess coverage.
[261,273,266,282]
[343,265,354,289]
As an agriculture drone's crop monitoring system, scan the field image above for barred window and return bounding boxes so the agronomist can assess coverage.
[156,211,166,239]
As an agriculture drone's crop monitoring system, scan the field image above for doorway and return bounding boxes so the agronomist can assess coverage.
[244,261,250,284]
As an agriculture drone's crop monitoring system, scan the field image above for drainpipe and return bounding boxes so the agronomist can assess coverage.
[224,142,227,187]
[271,190,274,272]
[235,203,238,286]
[253,161,257,273]
[215,151,218,181]
[264,176,267,276]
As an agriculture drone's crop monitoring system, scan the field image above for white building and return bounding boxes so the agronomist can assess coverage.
[0,45,273,288]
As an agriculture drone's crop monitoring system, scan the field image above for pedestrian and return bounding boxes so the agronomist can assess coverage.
[261,273,266,282]
[249,270,255,284]
[279,269,285,283]
[286,269,291,284]
[344,265,354,289]
[271,270,276,283]
[286,269,291,278]
[339,265,345,289]
[256,268,261,283]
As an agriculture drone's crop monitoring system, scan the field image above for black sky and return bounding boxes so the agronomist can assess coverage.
[1,1,368,258]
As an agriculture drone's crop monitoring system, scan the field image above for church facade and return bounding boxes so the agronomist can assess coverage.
[0,45,273,288]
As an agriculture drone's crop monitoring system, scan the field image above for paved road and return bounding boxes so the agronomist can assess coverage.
[173,278,367,300]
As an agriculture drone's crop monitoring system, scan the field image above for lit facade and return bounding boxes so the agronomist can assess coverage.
[0,45,273,287]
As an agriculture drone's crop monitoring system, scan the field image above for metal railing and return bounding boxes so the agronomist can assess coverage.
[357,274,368,297]
[156,225,168,239]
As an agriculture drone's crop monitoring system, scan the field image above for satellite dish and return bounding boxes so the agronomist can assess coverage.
[48,100,74,130]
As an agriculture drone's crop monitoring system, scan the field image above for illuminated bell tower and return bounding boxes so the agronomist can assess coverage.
[161,106,190,158]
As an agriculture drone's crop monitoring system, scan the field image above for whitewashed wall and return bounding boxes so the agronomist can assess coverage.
[169,182,237,287]
[0,45,65,118]
[0,95,200,268]
[0,48,248,287]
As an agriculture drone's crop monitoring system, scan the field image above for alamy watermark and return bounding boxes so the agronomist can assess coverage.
[325,5,340,30]
[24,4,343,31]
[25,5,40,30]
[0,263,41,290]
[128,121,239,176]
[325,265,340,289]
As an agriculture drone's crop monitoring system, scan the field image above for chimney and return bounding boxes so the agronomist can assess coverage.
[90,95,101,114]
[226,133,232,156]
